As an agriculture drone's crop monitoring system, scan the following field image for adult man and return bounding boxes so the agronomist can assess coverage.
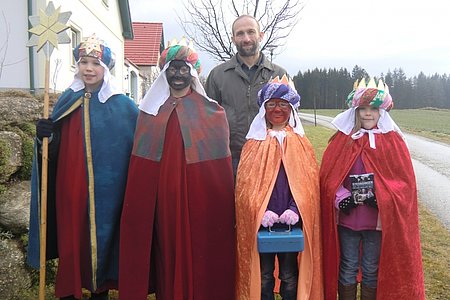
[119,40,236,300]
[206,15,288,173]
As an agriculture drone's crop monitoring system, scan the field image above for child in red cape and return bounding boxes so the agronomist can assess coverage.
[320,78,425,300]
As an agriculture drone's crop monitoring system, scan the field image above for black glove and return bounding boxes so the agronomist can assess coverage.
[364,195,378,209]
[338,196,358,215]
[36,118,54,140]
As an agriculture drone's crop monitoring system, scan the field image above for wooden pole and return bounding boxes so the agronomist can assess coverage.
[26,4,72,298]
[39,56,50,300]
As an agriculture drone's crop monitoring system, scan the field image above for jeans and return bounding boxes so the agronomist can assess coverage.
[338,225,381,288]
[260,252,299,300]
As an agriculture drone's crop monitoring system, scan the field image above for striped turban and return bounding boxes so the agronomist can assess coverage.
[158,45,202,74]
[346,78,393,111]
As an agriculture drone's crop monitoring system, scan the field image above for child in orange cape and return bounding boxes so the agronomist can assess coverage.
[320,78,425,300]
[235,75,323,300]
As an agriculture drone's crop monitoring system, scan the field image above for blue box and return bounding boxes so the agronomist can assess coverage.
[257,226,304,253]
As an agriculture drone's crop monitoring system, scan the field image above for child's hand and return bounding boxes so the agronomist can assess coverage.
[364,195,378,208]
[261,210,279,227]
[36,118,54,140]
[279,209,299,225]
[338,196,358,215]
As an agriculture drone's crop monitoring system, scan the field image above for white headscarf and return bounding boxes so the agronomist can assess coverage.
[138,62,215,116]
[332,107,406,149]
[69,60,122,103]
[246,103,305,142]
[246,81,305,141]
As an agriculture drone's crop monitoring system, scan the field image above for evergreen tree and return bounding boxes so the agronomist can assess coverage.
[293,66,450,109]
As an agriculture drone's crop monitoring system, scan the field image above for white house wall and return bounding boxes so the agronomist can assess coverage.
[0,0,128,94]
[0,1,30,89]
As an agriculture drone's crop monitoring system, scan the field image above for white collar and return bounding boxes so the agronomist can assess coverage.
[351,128,383,149]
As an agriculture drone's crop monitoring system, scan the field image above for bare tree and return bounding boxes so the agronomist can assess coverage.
[0,11,27,80]
[52,58,62,92]
[141,68,160,99]
[0,11,11,80]
[177,0,304,62]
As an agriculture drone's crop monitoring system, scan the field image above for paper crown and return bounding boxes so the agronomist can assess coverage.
[346,77,393,111]
[167,36,195,50]
[158,36,202,74]
[270,74,290,84]
[257,74,300,108]
[73,34,115,70]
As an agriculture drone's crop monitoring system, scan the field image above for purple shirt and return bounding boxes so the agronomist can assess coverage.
[335,156,380,231]
[266,163,299,216]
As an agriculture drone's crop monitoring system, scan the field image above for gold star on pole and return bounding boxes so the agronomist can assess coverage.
[27,4,72,300]
[27,1,72,57]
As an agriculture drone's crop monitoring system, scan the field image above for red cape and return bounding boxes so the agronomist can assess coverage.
[119,91,236,300]
[320,131,425,299]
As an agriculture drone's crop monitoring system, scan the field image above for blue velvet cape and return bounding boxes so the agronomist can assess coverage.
[27,89,138,290]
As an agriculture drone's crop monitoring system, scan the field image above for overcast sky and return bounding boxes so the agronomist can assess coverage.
[128,0,450,78]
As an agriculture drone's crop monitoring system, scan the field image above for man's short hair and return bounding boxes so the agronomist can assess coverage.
[232,15,261,36]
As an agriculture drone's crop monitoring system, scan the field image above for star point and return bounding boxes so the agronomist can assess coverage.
[27,1,72,57]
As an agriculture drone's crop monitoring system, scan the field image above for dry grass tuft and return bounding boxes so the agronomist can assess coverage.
[0,90,34,98]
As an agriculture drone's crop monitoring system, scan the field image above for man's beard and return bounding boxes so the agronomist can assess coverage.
[236,41,258,57]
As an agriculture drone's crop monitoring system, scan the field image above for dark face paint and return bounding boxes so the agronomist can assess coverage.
[166,60,192,91]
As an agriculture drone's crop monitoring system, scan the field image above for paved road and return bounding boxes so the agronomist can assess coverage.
[299,112,450,230]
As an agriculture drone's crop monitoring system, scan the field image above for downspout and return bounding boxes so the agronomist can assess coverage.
[27,0,35,94]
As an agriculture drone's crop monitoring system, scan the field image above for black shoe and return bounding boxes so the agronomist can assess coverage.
[90,290,109,300]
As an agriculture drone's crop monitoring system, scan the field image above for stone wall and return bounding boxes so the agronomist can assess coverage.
[0,91,41,298]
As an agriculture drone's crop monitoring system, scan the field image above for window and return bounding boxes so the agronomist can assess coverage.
[71,28,81,66]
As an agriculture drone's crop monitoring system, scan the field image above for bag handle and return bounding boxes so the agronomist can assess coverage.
[268,224,291,232]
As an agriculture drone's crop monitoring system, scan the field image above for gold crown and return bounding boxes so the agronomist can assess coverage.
[167,36,195,51]
[270,74,297,91]
[270,74,289,84]
[354,77,390,94]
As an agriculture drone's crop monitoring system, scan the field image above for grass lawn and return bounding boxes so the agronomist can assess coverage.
[302,108,450,145]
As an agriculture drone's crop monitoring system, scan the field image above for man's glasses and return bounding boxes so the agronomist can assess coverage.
[265,101,291,110]
[167,66,191,75]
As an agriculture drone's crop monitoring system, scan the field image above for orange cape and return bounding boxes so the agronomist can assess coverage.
[235,127,324,300]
